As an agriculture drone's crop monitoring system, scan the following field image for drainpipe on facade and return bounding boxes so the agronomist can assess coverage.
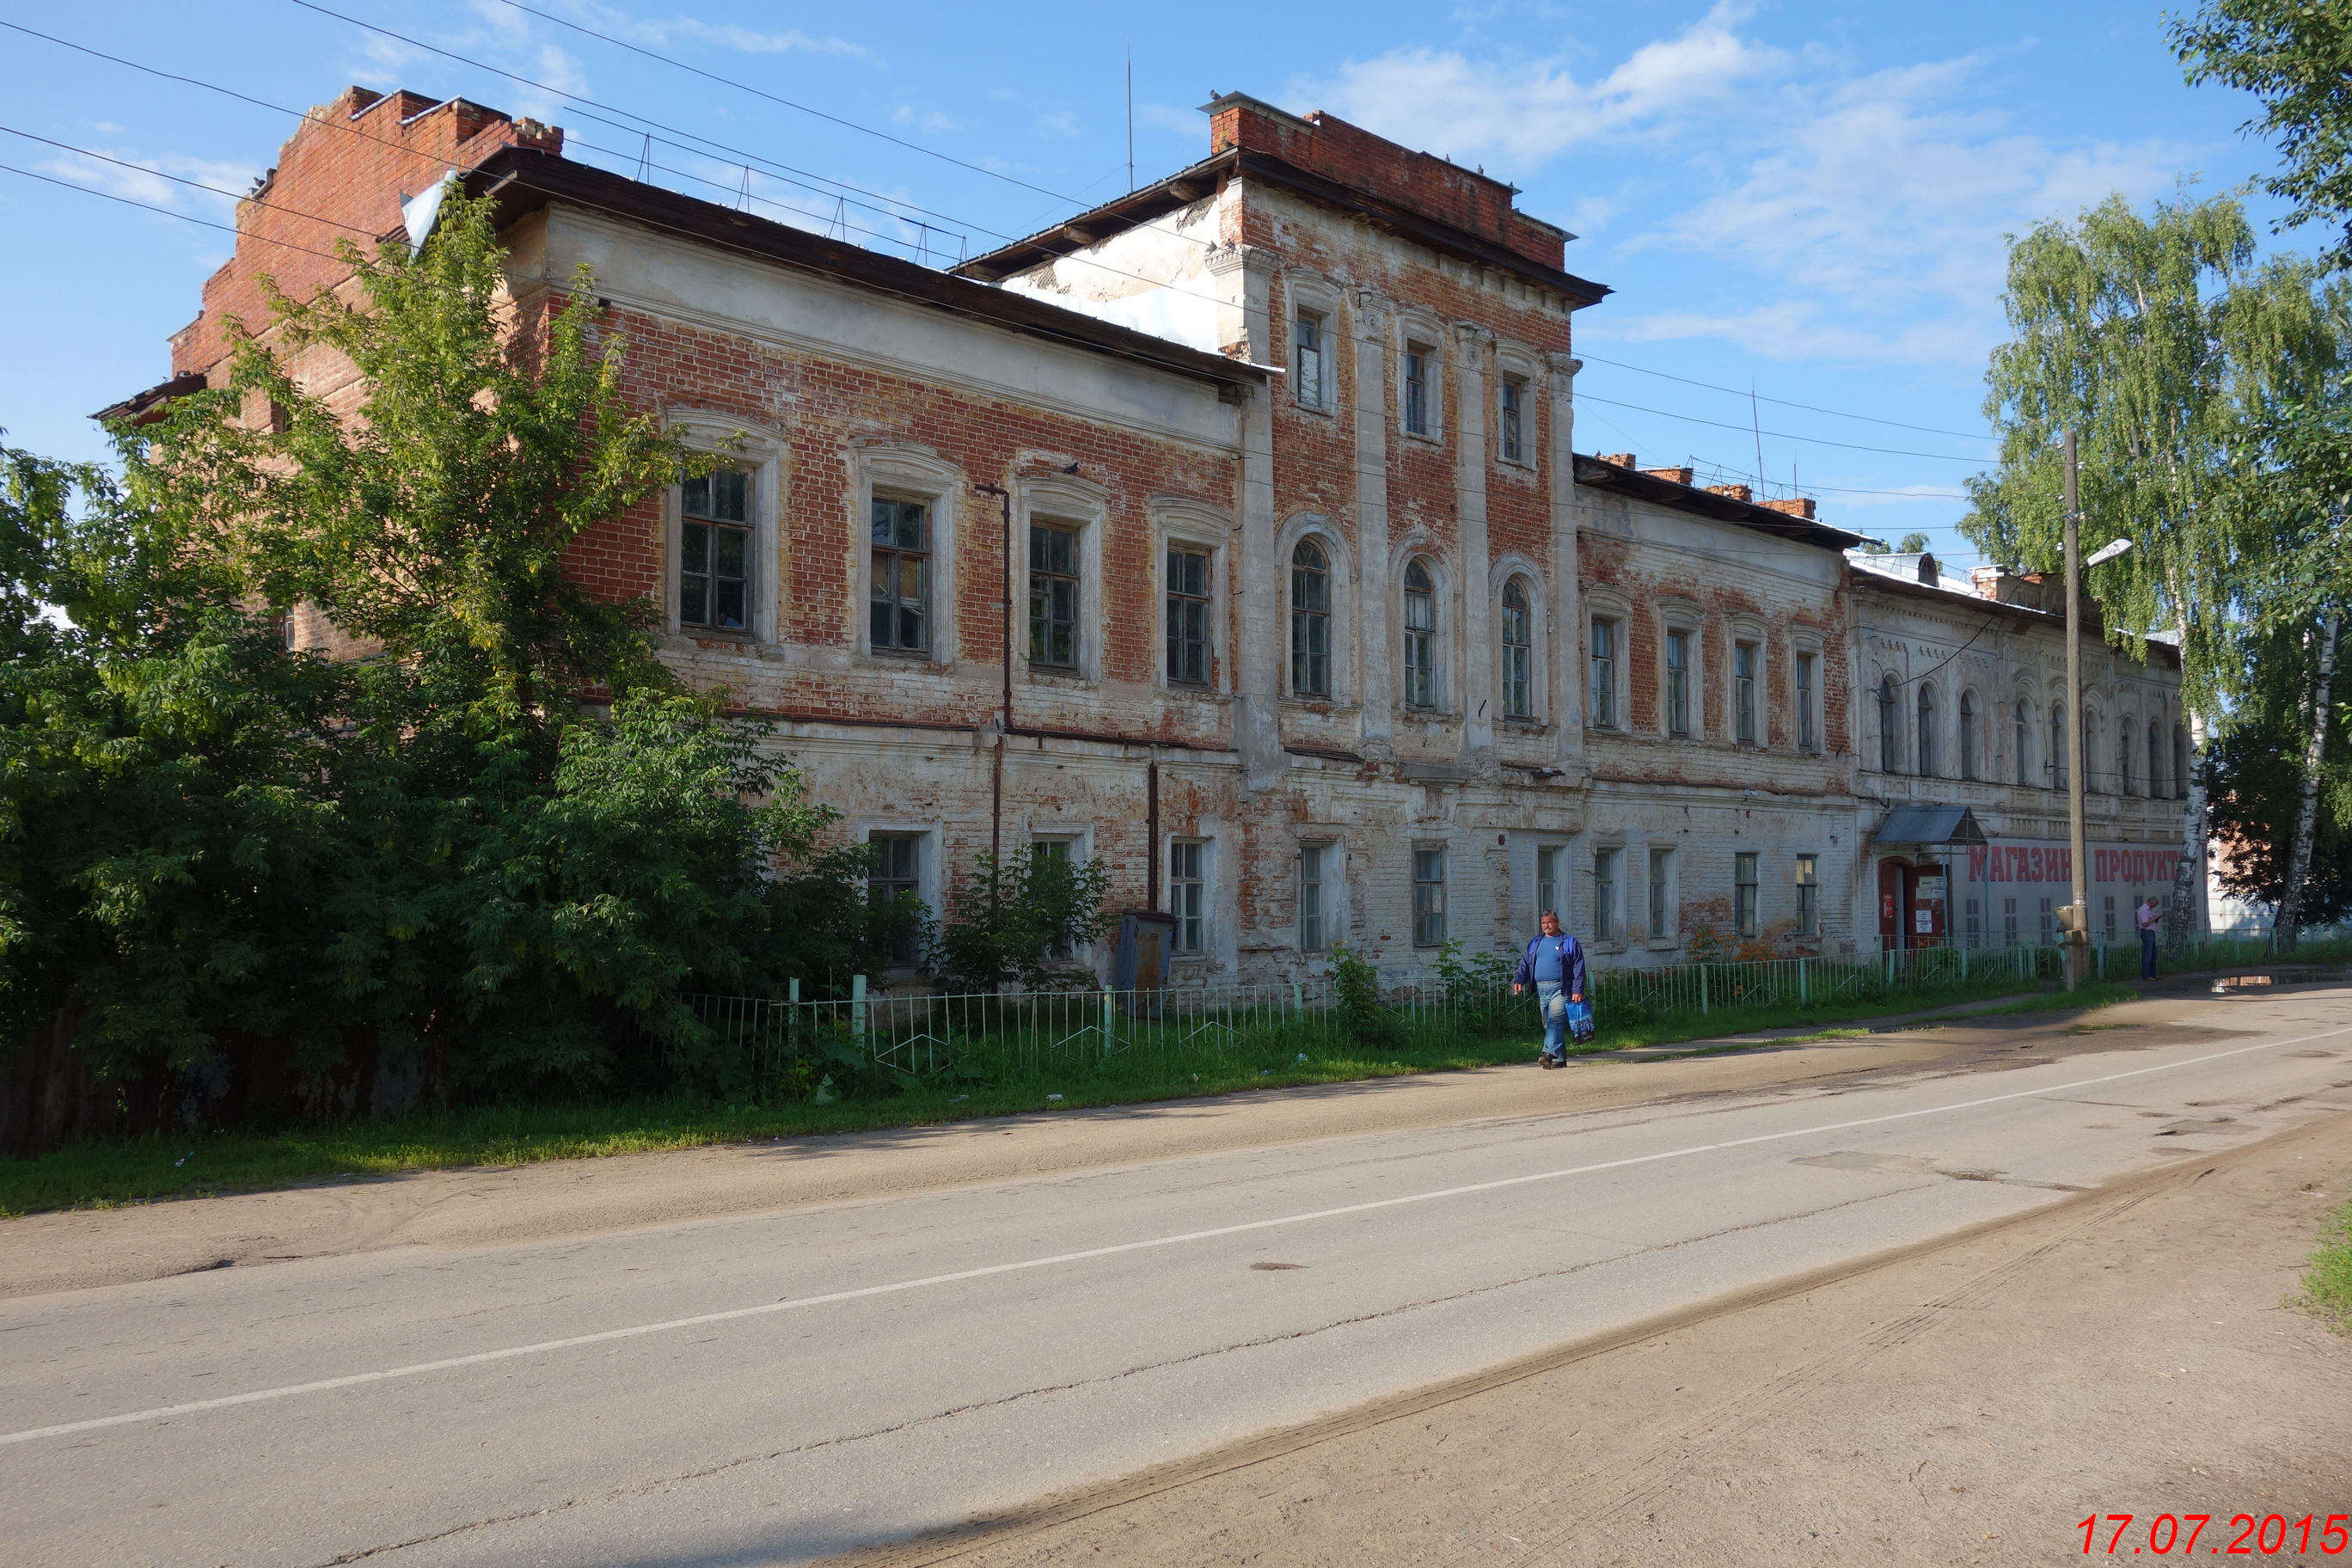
[977,482,1014,878]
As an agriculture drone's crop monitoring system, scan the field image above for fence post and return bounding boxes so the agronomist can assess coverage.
[1293,980,1305,1017]
[1798,957,1807,1007]
[850,972,867,1058]
[1101,988,1114,1057]
[1959,945,1968,980]
[1700,964,1710,1016]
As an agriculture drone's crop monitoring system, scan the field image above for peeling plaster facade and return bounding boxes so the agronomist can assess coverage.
[124,86,2191,989]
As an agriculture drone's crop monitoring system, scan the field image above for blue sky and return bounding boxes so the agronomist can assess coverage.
[0,0,2300,566]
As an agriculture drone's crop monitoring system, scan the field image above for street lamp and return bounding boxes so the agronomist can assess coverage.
[2058,442,2135,990]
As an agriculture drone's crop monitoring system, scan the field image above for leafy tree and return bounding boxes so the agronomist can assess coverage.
[2173,0,2352,269]
[2206,618,2352,929]
[1960,190,2338,950]
[1896,530,1934,554]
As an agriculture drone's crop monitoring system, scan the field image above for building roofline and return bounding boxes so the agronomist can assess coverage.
[90,370,209,426]
[463,147,1269,390]
[1847,563,2184,669]
[952,147,1610,307]
[1574,453,1864,553]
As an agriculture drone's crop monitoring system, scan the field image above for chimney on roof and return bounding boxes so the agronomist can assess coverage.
[1761,497,1816,521]
[1704,482,1753,502]
[1596,452,1636,469]
[1642,466,1694,487]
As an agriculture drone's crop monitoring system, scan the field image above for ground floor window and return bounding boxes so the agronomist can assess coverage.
[1536,844,1563,928]
[1299,842,1330,952]
[868,831,925,962]
[1735,852,1760,937]
[1795,854,1818,937]
[1169,839,1206,954]
[1413,847,1447,947]
[1648,848,1673,940]
[1592,848,1619,942]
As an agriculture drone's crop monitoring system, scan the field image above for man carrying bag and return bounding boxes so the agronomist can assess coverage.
[1511,910,1589,1069]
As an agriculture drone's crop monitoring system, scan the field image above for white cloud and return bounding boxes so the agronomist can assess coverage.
[1033,110,1082,141]
[545,1,873,60]
[34,147,259,224]
[892,106,962,135]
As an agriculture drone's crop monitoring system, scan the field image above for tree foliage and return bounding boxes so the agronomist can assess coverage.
[2207,620,2352,924]
[925,846,1113,993]
[2174,0,2352,270]
[2,192,892,1147]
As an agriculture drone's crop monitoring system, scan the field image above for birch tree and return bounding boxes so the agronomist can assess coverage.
[1962,191,2336,952]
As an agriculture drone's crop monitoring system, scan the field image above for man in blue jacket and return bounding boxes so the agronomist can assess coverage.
[1511,910,1588,1069]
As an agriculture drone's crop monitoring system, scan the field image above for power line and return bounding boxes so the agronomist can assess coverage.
[1575,391,1992,463]
[0,126,378,241]
[1576,350,1994,443]
[1,160,356,264]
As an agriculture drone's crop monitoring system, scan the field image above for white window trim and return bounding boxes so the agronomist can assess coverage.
[1588,835,1626,949]
[666,407,783,645]
[860,822,940,971]
[852,442,963,666]
[1279,513,1355,704]
[1393,537,1450,715]
[1728,616,1768,749]
[1584,588,1634,732]
[1657,599,1704,740]
[1645,843,1679,946]
[1297,835,1341,954]
[1791,637,1825,755]
[1394,307,1447,444]
[1151,497,1233,695]
[1493,341,1540,471]
[1491,555,1547,725]
[1014,471,1110,686]
[1167,834,1214,960]
[1286,269,1342,413]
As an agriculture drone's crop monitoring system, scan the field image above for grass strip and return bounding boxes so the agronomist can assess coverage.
[0,976,2099,1216]
[2301,1191,2352,1335]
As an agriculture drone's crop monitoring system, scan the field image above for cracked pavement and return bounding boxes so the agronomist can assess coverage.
[3,983,2350,1566]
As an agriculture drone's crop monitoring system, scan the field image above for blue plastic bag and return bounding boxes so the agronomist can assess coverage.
[1565,999,1596,1044]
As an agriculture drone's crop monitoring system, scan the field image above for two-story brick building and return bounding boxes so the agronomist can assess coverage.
[108,84,2190,986]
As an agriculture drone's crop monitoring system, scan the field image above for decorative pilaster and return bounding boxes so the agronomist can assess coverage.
[1454,323,1496,767]
[1208,244,1286,790]
[1353,289,1394,759]
[1548,352,1585,774]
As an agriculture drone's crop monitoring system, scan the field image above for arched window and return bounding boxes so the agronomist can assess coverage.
[1499,575,1534,720]
[1402,557,1437,708]
[2148,720,2164,798]
[2083,709,2102,794]
[1878,673,1901,773]
[2118,717,2135,794]
[1917,683,1938,776]
[2049,702,2067,789]
[1289,538,1330,697]
[1959,690,1978,781]
[2015,699,2031,786]
[2174,725,2191,799]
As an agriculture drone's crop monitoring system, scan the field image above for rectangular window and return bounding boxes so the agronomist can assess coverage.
[1795,854,1819,937]
[1735,851,1760,938]
[1169,839,1206,955]
[1649,848,1673,940]
[1027,521,1080,670]
[1290,544,1331,698]
[1500,581,1533,720]
[1499,377,1527,463]
[1402,569,1436,708]
[1589,618,1618,728]
[2003,896,2019,948]
[868,831,924,962]
[681,469,750,632]
[1735,640,1759,744]
[869,497,929,653]
[1034,836,1077,956]
[2038,895,2055,946]
[2102,893,2116,943]
[1537,845,1562,928]
[1965,897,1981,948]
[1294,310,1326,407]
[1403,347,1430,435]
[1299,842,1329,952]
[1796,652,1817,751]
[1412,847,1447,947]
[1665,630,1691,736]
[1593,848,1618,942]
[1166,546,1210,686]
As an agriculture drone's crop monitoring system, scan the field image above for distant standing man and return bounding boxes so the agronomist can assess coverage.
[2138,895,2163,980]
[1512,910,1588,1069]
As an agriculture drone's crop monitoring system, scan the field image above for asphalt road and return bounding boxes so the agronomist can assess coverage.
[6,987,2349,1568]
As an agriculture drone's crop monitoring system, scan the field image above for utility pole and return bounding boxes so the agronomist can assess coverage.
[2062,430,2090,991]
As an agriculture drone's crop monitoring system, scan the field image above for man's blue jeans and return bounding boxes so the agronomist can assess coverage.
[1535,980,1569,1059]
[2141,928,2158,979]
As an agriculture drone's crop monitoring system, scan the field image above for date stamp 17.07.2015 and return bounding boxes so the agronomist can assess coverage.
[2079,1514,2349,1557]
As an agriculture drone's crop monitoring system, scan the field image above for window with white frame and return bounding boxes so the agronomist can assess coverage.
[1402,557,1438,708]
[1033,836,1080,957]
[1735,638,1761,744]
[1795,650,1818,751]
[1290,537,1332,697]
[1498,377,1528,463]
[1403,343,1433,436]
[1412,846,1447,947]
[1589,616,1620,729]
[867,831,925,962]
[1795,854,1819,937]
[1536,844,1563,927]
[1592,848,1619,942]
[1735,851,1760,937]
[1665,628,1692,737]
[1169,838,1207,955]
[1500,575,1534,719]
[1294,309,1327,409]
[681,469,751,632]
[1028,520,1081,671]
[1299,842,1331,952]
[1165,544,1210,686]
[1648,848,1673,940]
[869,497,930,654]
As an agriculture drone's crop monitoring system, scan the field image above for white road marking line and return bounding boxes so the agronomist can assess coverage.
[8,1017,2348,1449]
